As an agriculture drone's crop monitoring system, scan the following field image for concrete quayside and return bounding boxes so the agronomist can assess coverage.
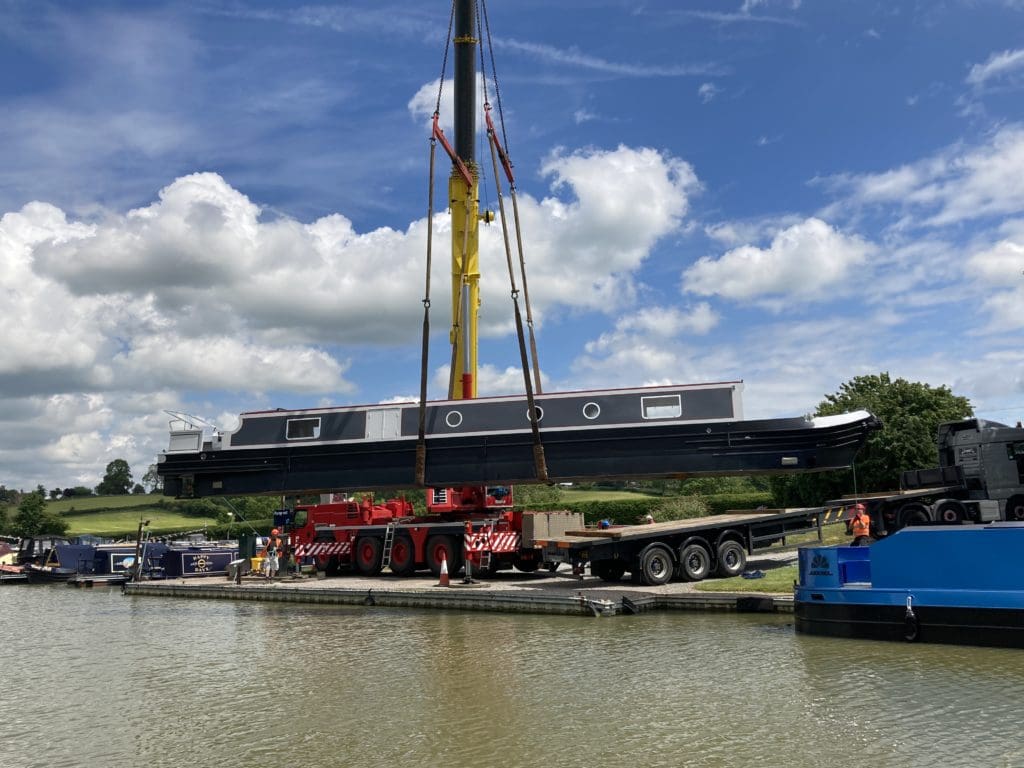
[123,553,797,618]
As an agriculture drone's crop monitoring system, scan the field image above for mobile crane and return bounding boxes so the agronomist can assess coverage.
[157,0,878,581]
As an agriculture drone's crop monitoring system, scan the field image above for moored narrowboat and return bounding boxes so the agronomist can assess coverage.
[794,523,1024,648]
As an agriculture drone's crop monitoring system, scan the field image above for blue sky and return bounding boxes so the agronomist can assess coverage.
[1,0,1023,491]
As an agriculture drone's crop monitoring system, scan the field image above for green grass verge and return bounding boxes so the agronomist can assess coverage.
[694,523,851,593]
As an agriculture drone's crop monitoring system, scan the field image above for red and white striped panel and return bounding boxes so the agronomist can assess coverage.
[295,541,351,557]
[463,532,521,553]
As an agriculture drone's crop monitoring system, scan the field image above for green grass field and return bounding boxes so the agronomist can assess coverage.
[560,488,657,502]
[61,508,220,537]
[48,494,162,513]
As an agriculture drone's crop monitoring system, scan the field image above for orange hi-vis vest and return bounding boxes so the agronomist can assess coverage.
[851,513,871,538]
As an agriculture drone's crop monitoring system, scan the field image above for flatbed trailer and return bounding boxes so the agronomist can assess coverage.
[535,507,845,586]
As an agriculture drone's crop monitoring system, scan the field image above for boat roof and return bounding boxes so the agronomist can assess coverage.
[237,380,745,417]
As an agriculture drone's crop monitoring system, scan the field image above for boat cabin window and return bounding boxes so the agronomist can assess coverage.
[582,402,601,420]
[286,418,321,440]
[1007,441,1024,460]
[641,394,682,419]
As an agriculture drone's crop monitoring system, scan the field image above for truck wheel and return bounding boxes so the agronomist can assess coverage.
[426,535,463,577]
[715,540,747,578]
[354,537,383,576]
[898,502,930,528]
[1007,495,1024,521]
[388,537,415,576]
[638,544,674,586]
[935,500,965,524]
[678,543,711,582]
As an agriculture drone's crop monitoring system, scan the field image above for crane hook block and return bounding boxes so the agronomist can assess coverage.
[480,210,495,224]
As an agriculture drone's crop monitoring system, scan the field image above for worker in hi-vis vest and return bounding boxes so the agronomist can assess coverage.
[849,503,872,546]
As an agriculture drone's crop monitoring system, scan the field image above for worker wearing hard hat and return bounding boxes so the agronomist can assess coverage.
[849,504,872,546]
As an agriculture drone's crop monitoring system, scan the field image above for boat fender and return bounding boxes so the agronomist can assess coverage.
[903,595,919,643]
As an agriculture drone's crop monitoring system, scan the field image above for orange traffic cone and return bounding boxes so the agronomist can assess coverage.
[438,552,450,587]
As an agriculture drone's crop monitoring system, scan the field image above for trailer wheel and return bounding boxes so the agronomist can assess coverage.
[388,537,415,576]
[426,535,463,577]
[897,502,930,528]
[678,543,711,582]
[715,540,747,578]
[1007,495,1024,521]
[638,544,674,586]
[354,537,383,576]
[513,557,541,573]
[935,500,965,524]
[592,560,627,582]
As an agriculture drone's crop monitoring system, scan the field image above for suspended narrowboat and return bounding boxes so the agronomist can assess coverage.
[157,382,880,498]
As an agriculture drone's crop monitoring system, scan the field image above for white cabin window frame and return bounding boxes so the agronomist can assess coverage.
[286,417,322,440]
[641,394,682,420]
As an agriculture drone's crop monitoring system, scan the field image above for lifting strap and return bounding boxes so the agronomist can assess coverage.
[416,4,456,486]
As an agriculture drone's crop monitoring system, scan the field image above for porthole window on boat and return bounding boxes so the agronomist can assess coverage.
[641,394,682,420]
[286,417,321,440]
[526,406,544,422]
[582,402,600,420]
[445,410,463,428]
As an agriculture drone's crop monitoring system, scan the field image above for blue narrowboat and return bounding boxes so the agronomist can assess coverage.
[795,523,1024,648]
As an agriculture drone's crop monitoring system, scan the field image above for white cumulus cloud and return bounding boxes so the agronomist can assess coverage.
[681,218,874,301]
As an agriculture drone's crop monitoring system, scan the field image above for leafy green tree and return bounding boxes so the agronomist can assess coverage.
[49,488,62,500]
[64,486,94,498]
[771,373,972,507]
[12,493,69,537]
[142,464,162,493]
[132,483,146,495]
[96,459,133,496]
[0,505,9,535]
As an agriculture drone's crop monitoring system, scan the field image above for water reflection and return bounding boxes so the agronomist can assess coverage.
[3,587,1024,768]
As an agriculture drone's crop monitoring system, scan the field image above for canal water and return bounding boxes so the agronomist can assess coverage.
[3,585,1024,768]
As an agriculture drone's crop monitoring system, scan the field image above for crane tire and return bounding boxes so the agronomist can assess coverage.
[354,537,383,576]
[388,537,415,576]
[426,535,462,577]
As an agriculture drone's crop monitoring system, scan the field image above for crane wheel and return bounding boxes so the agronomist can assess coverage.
[354,537,383,576]
[388,537,416,576]
[426,536,463,577]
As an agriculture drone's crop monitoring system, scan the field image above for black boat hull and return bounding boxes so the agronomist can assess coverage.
[160,412,878,497]
[795,601,1024,649]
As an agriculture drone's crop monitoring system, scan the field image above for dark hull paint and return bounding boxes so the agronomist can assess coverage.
[795,601,1024,649]
[160,413,877,497]
[23,565,78,583]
